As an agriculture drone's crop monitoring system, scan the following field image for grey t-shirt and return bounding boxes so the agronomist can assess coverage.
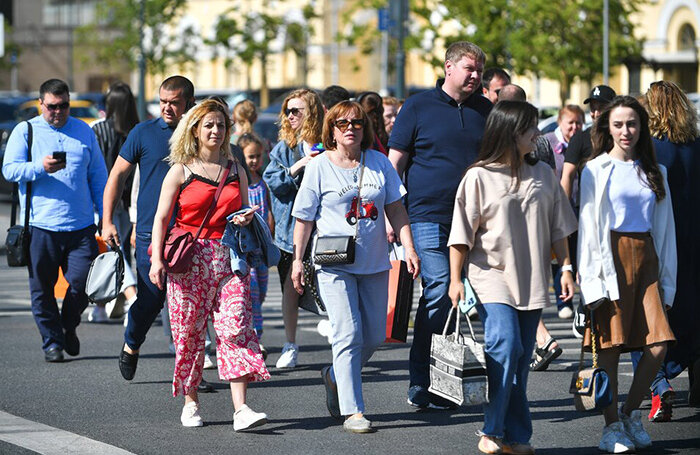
[292,150,406,274]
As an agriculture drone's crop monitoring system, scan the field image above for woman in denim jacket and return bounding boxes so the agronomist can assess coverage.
[262,88,324,369]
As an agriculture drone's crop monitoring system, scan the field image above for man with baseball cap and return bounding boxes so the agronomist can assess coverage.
[560,84,616,202]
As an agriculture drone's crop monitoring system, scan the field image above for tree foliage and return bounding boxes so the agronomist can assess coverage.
[75,0,191,76]
[341,0,642,105]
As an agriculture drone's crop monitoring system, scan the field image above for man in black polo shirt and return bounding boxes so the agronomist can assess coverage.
[388,41,492,409]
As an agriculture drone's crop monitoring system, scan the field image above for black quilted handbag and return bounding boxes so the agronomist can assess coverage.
[313,152,365,266]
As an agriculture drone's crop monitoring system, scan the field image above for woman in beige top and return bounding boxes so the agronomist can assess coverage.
[447,101,577,455]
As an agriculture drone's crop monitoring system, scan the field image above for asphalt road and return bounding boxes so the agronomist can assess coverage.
[0,229,698,453]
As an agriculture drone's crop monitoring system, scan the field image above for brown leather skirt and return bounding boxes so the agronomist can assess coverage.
[584,231,675,352]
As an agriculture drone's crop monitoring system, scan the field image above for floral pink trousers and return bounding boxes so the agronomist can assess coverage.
[167,239,270,397]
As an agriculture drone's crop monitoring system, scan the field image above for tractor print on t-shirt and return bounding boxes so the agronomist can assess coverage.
[346,196,378,225]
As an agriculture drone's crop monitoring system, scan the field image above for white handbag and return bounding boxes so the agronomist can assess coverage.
[85,246,124,304]
[429,307,488,406]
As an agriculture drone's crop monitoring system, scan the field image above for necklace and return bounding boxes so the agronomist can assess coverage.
[198,158,222,182]
[352,167,358,183]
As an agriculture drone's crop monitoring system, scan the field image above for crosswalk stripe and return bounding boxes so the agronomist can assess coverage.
[0,410,134,455]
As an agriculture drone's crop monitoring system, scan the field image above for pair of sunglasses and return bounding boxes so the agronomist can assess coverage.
[45,102,70,111]
[284,107,304,117]
[334,119,364,132]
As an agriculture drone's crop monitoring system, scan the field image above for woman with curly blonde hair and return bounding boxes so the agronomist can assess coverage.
[263,88,324,369]
[151,99,270,430]
[630,81,700,422]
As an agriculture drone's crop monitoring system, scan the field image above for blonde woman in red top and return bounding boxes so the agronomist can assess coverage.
[150,99,270,430]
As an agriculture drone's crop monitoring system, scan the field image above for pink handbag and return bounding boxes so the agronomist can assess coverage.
[149,160,233,273]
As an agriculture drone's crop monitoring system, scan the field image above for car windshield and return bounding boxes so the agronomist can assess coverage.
[71,106,99,118]
[0,103,18,122]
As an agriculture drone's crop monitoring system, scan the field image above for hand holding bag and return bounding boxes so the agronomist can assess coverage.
[313,152,365,266]
[5,122,33,267]
[149,160,233,273]
[86,245,125,304]
[429,307,488,406]
[569,312,613,411]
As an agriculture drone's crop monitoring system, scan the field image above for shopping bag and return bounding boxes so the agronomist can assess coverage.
[55,235,108,300]
[386,244,414,343]
[429,307,488,406]
[86,245,125,304]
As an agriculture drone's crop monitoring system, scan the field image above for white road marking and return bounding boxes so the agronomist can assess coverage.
[0,411,134,455]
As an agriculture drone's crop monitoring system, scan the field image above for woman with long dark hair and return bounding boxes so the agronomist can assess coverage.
[448,101,577,454]
[89,82,139,322]
[356,91,388,154]
[578,96,676,453]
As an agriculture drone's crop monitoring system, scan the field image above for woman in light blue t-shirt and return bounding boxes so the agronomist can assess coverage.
[291,101,420,434]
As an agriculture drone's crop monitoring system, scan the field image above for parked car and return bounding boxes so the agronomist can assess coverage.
[16,99,101,125]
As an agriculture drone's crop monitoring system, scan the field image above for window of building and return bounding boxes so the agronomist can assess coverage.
[679,24,696,51]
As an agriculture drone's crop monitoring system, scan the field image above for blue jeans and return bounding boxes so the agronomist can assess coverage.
[477,303,541,444]
[409,222,453,389]
[124,232,167,350]
[317,268,389,415]
[28,225,98,351]
[630,351,680,396]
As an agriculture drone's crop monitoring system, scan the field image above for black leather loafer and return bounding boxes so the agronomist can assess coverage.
[64,330,80,356]
[197,379,214,393]
[119,344,139,380]
[45,348,64,363]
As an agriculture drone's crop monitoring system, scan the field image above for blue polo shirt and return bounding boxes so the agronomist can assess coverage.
[119,117,174,234]
[2,116,107,231]
[388,79,492,225]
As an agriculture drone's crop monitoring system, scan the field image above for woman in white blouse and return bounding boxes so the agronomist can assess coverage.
[448,101,577,455]
[578,96,676,454]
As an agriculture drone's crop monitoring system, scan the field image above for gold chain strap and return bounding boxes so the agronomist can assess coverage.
[591,317,598,369]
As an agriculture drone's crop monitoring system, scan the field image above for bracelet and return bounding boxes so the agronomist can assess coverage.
[561,264,574,273]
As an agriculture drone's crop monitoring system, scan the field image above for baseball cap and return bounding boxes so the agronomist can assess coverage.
[583,85,616,104]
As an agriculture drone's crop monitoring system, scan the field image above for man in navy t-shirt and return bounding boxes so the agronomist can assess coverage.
[388,41,492,409]
[101,75,195,381]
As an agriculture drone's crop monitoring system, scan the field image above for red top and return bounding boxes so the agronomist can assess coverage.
[175,171,241,239]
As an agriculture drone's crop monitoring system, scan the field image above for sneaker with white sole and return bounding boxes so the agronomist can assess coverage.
[619,407,652,449]
[87,305,109,323]
[233,405,267,431]
[203,353,216,370]
[276,342,298,369]
[599,421,635,453]
[180,402,203,427]
[558,305,574,319]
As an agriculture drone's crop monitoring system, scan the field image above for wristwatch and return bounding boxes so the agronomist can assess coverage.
[561,264,574,273]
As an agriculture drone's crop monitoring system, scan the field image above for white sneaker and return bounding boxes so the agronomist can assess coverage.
[87,306,109,323]
[180,402,203,427]
[276,342,299,369]
[619,408,652,449]
[558,306,574,319]
[317,320,333,343]
[233,404,267,431]
[203,353,216,370]
[599,421,635,453]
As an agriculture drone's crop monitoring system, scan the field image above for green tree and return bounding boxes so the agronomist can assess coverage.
[209,2,317,108]
[341,0,642,105]
[75,0,191,76]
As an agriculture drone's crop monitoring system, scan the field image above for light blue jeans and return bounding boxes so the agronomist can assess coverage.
[477,303,542,444]
[316,268,389,416]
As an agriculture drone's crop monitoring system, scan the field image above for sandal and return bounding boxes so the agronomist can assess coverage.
[529,337,562,371]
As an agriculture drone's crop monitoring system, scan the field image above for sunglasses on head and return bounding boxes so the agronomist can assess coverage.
[44,102,70,111]
[334,118,365,132]
[285,107,304,117]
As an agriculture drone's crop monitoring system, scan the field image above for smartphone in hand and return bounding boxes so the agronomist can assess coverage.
[53,151,67,163]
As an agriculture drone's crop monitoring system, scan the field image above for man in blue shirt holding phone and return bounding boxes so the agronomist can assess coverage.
[2,78,108,363]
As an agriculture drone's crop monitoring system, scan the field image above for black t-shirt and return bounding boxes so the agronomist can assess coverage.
[564,128,592,167]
